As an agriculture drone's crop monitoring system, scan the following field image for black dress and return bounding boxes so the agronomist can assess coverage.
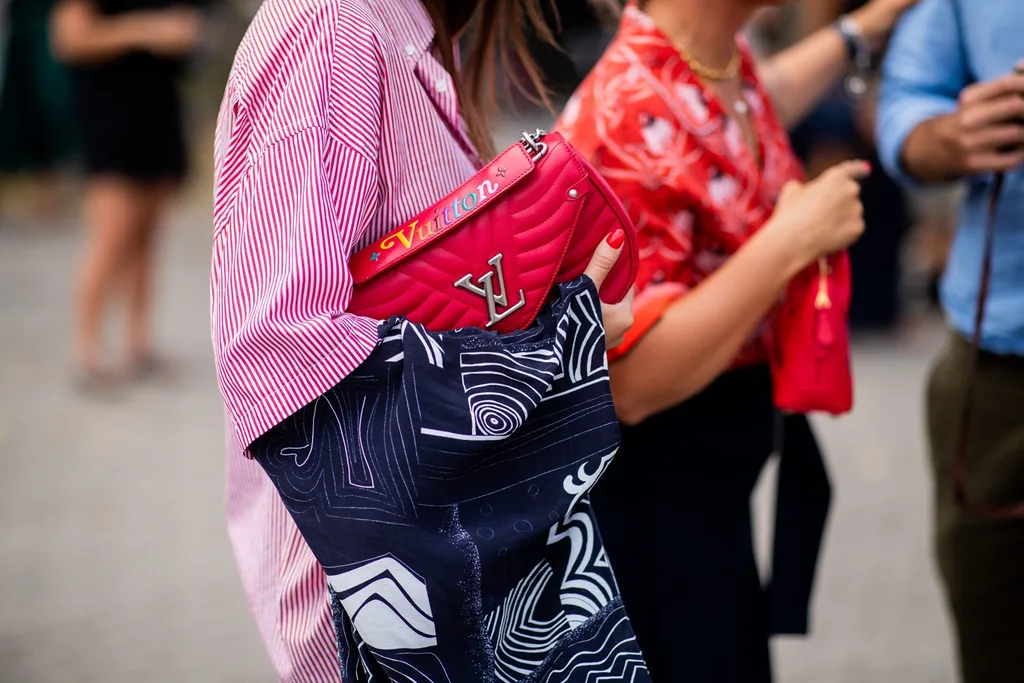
[591,364,832,682]
[71,0,196,182]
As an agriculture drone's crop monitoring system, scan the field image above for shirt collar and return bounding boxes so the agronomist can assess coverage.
[365,0,436,60]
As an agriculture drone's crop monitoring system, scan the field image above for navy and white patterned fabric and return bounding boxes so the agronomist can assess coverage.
[253,277,650,682]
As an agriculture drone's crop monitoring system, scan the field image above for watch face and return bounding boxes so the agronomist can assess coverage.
[846,74,868,96]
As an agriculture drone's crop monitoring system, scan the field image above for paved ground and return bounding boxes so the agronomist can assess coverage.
[0,143,959,681]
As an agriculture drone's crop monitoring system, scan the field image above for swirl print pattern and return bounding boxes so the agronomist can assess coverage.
[254,278,650,682]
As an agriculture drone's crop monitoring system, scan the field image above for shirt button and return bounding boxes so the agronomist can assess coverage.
[435,79,448,93]
[405,43,416,56]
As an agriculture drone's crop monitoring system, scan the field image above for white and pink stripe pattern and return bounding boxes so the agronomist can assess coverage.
[212,0,479,679]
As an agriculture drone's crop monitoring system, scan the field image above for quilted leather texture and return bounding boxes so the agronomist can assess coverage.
[349,134,638,333]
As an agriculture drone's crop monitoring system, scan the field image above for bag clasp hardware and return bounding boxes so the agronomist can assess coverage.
[520,129,548,163]
[454,253,527,328]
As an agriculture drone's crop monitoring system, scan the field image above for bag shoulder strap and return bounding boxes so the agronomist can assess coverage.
[349,140,536,285]
[953,171,1024,518]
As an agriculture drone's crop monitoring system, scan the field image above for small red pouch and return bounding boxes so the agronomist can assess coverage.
[770,252,853,415]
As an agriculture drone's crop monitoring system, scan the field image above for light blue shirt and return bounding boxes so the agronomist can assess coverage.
[877,0,1024,354]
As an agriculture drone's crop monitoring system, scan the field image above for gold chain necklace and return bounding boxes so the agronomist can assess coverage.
[672,40,741,81]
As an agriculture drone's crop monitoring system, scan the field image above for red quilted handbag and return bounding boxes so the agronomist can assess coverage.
[348,130,638,333]
[770,253,854,415]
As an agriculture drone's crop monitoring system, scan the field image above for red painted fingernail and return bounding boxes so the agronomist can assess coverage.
[864,161,872,173]
[606,229,625,249]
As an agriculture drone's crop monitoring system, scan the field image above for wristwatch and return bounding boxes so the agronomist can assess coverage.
[834,15,871,98]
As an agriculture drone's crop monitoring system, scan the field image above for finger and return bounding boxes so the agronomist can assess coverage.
[606,332,626,350]
[833,217,865,253]
[843,194,864,220]
[852,215,866,236]
[961,95,1024,131]
[963,123,1024,153]
[967,149,1024,174]
[613,309,634,339]
[584,229,625,290]
[838,175,863,198]
[961,74,1024,106]
[825,159,872,182]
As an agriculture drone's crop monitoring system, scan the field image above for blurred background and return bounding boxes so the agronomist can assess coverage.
[0,1,961,681]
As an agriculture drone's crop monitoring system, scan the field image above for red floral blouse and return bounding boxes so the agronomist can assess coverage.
[556,3,805,366]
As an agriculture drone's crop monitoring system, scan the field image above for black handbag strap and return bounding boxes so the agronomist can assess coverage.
[952,171,1024,518]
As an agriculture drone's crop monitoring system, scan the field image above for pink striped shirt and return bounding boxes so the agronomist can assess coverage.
[212,0,479,679]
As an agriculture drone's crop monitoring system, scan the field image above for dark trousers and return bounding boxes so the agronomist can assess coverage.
[926,333,1024,683]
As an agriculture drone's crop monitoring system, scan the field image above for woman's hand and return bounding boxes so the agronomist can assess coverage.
[763,160,871,272]
[583,229,634,350]
[849,0,920,48]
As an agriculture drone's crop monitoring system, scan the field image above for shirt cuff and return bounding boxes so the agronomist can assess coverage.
[607,282,688,363]
[877,98,958,188]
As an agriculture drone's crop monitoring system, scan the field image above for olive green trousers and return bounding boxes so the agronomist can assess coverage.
[927,332,1024,683]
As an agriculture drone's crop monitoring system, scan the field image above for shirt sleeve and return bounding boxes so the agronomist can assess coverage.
[876,0,968,186]
[212,128,384,449]
[211,4,393,449]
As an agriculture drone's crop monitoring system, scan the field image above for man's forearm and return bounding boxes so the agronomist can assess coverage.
[900,114,963,183]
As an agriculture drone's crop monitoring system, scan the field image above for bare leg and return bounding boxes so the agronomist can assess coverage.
[123,180,175,374]
[32,170,62,225]
[72,176,144,378]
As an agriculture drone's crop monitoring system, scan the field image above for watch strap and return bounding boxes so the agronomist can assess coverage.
[834,15,872,97]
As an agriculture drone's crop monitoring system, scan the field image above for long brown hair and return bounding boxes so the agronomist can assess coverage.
[420,1,559,160]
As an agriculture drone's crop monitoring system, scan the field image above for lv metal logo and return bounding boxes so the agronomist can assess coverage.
[454,253,526,328]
